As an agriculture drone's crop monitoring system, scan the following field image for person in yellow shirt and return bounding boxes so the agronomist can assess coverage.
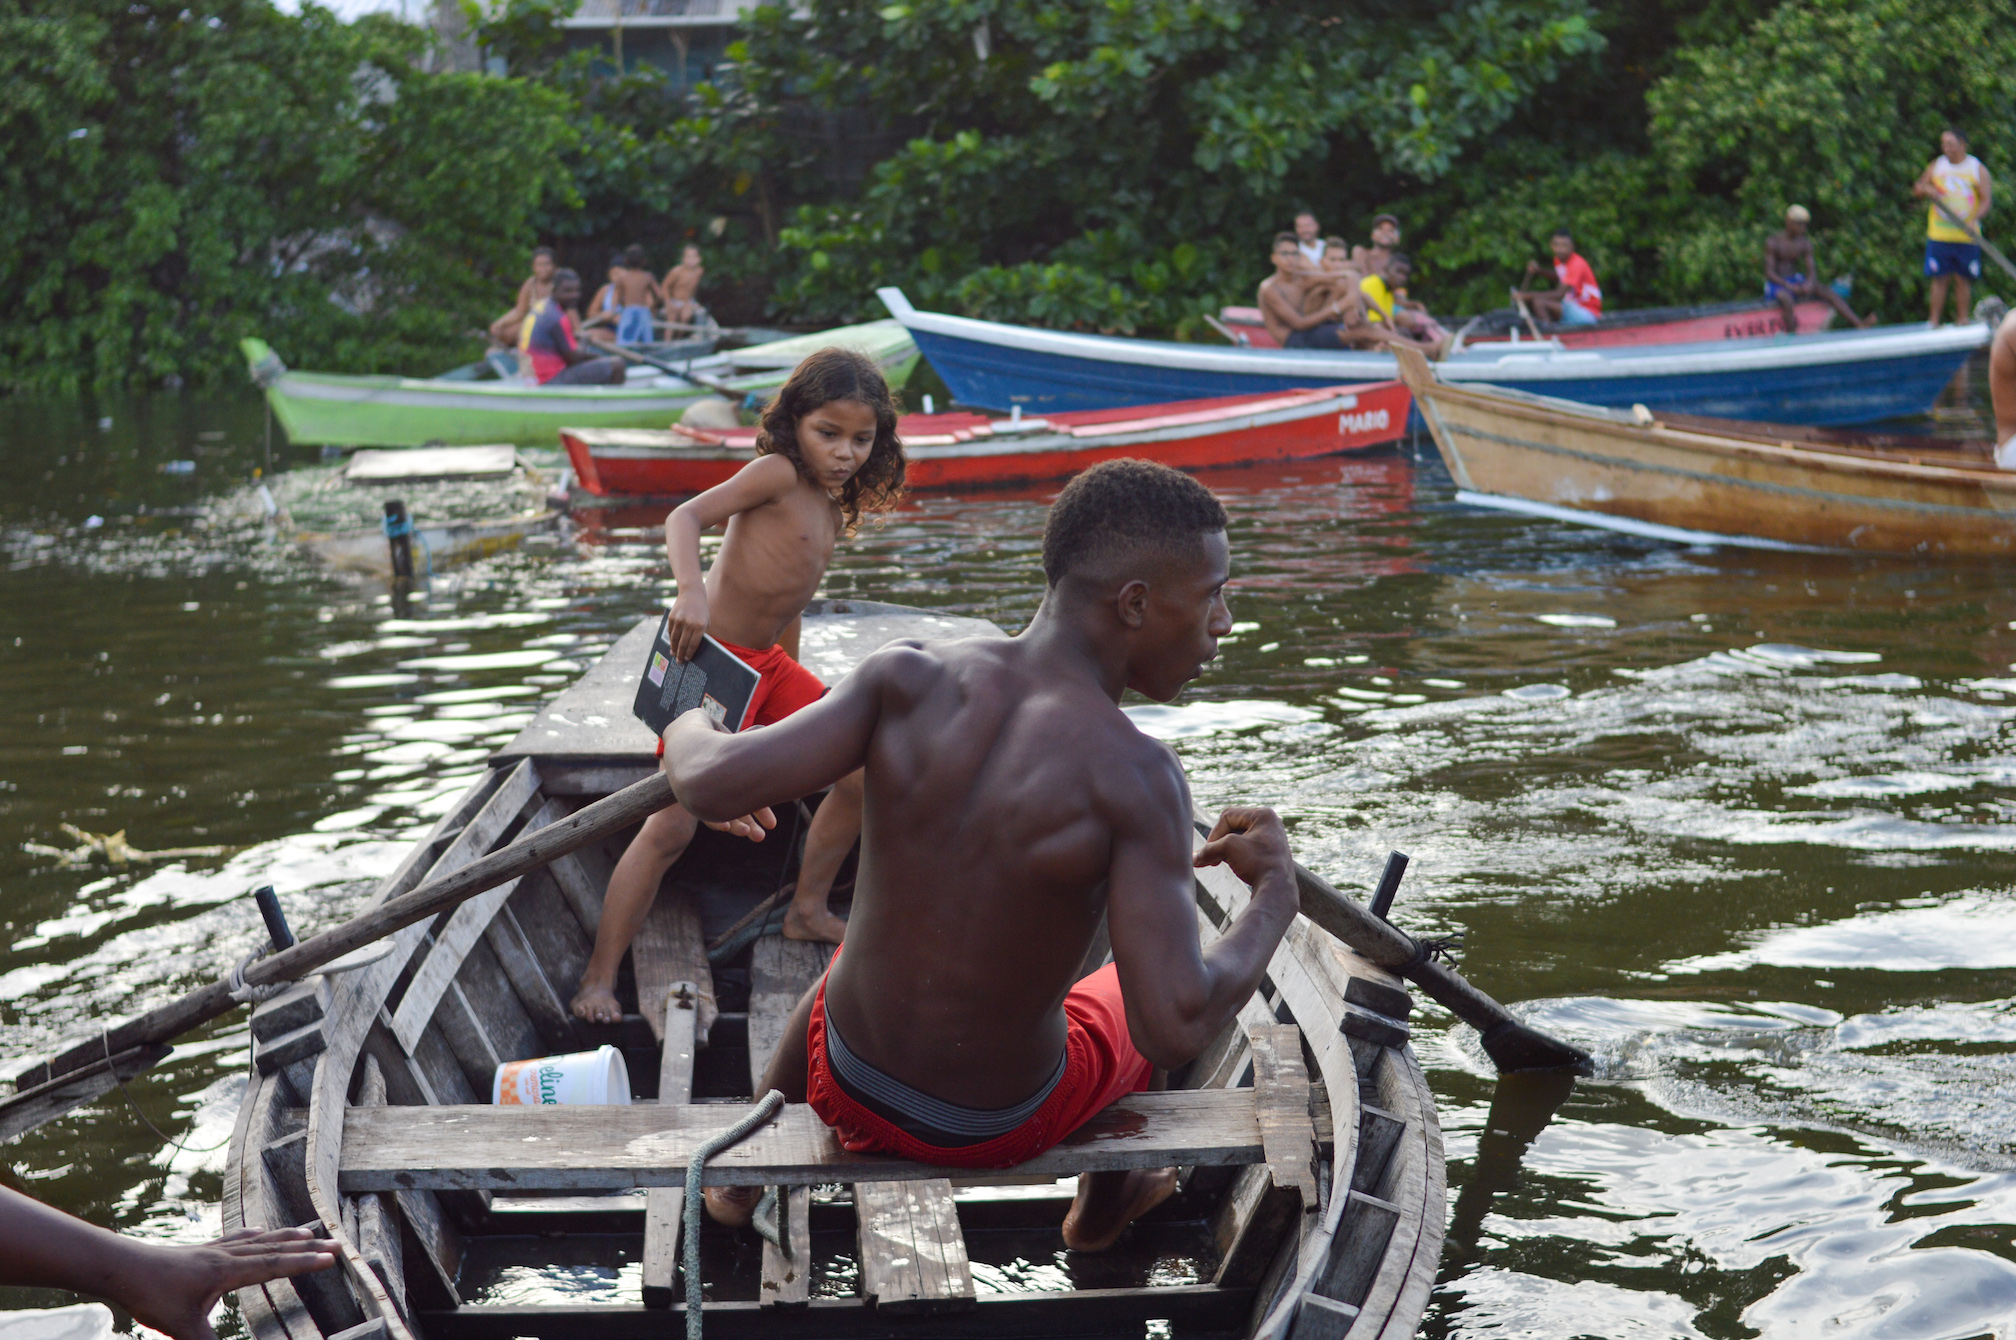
[1360,255,1449,358]
[1912,128,1993,326]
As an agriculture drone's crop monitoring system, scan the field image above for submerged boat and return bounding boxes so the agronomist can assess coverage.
[561,383,1412,502]
[242,322,920,449]
[879,287,1984,427]
[296,511,557,576]
[223,600,1447,1338]
[1216,297,1838,351]
[1393,346,2016,557]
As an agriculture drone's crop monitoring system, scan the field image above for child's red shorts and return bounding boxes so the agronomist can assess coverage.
[656,638,826,755]
[804,959,1155,1170]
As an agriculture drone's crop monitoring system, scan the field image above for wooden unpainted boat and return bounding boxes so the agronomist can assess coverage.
[223,599,1446,1339]
[561,384,1411,501]
[1215,298,1839,351]
[296,511,558,576]
[1394,345,2016,557]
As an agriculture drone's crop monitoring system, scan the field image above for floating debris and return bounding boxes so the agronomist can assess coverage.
[22,824,231,867]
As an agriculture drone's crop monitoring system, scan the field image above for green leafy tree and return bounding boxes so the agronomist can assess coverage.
[756,0,1605,332]
[0,0,576,393]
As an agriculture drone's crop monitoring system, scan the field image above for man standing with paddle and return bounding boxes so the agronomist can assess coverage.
[1914,127,1993,326]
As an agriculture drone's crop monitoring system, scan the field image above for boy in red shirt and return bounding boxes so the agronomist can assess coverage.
[1514,228,1604,326]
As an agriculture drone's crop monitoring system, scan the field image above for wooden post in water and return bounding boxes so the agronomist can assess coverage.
[383,500,413,579]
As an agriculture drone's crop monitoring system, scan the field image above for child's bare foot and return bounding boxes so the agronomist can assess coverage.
[781,901,847,945]
[704,1185,761,1228]
[571,979,623,1024]
[1060,1167,1178,1252]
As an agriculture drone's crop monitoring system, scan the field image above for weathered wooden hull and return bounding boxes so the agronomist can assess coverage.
[1397,349,2016,557]
[224,601,1445,1339]
[562,385,1411,500]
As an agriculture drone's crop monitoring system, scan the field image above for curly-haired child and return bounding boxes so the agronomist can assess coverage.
[572,348,908,1022]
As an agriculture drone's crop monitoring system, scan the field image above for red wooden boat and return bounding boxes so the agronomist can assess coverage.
[561,382,1411,500]
[1216,298,1837,351]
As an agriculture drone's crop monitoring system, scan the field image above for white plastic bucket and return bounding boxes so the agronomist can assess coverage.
[492,1045,631,1106]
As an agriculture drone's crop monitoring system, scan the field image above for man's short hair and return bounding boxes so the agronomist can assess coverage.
[532,246,556,261]
[1372,213,1400,228]
[1947,126,1969,145]
[552,267,580,287]
[1043,459,1229,587]
[1294,209,1317,222]
[1552,226,1573,239]
[1273,232,1299,247]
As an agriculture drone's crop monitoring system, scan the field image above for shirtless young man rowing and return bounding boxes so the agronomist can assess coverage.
[663,459,1301,1250]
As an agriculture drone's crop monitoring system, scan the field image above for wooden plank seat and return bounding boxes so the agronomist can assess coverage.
[338,1084,1332,1194]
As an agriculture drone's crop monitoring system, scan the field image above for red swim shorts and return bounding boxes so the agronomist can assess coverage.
[656,637,826,755]
[804,960,1155,1170]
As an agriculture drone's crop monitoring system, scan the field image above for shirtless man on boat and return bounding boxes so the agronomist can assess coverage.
[664,458,1302,1250]
[1260,233,1364,349]
[1763,205,1872,333]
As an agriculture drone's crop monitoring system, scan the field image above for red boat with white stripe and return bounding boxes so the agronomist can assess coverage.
[561,382,1411,499]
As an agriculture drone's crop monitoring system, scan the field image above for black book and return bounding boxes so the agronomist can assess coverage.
[632,615,761,739]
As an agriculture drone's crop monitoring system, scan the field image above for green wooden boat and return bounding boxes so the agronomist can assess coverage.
[242,322,920,449]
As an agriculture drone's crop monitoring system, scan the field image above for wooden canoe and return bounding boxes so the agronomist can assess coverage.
[561,383,1412,502]
[1394,345,2016,557]
[223,599,1446,1339]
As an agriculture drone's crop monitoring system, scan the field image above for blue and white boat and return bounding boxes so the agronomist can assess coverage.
[878,288,1987,427]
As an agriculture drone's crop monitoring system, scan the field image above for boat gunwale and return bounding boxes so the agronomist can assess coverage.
[229,606,1443,1340]
[1424,378,2016,493]
[878,286,1988,383]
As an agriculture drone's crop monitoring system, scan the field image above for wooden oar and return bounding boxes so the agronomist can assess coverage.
[1931,200,2016,286]
[1292,858,1589,1073]
[588,339,740,396]
[0,773,678,1143]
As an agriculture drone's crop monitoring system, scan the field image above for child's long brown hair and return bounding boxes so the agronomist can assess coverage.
[754,347,907,531]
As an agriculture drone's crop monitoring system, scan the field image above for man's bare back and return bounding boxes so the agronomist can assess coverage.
[665,462,1301,1249]
[612,265,661,309]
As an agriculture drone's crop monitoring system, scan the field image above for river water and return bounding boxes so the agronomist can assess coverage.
[2,379,2013,1338]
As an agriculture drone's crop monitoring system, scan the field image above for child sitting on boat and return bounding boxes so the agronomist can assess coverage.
[571,348,909,1024]
[662,244,706,330]
[662,459,1301,1251]
[584,245,664,345]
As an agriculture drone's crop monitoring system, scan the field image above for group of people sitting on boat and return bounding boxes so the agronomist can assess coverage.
[1258,209,1453,356]
[559,346,1299,1247]
[483,243,708,384]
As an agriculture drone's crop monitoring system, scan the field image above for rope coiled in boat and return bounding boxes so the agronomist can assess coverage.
[685,1088,786,1339]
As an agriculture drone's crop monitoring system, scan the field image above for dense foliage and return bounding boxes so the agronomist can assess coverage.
[0,0,575,393]
[4,0,2009,389]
